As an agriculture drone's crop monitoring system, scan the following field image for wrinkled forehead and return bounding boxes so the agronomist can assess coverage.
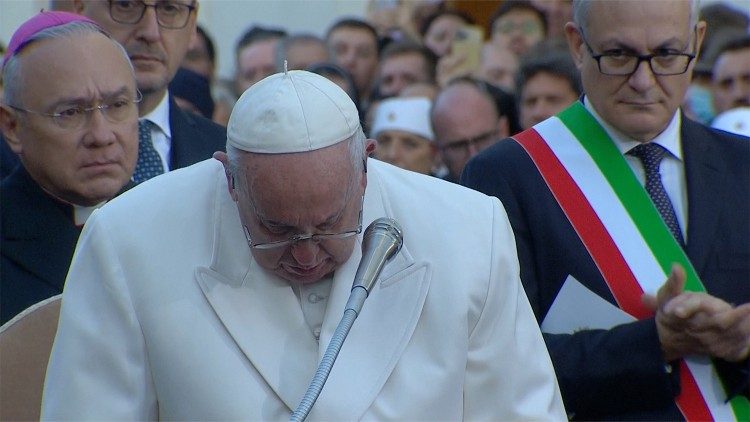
[584,0,693,44]
[17,33,135,102]
[240,142,357,202]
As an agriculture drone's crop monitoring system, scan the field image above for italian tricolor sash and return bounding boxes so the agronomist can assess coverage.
[513,102,749,421]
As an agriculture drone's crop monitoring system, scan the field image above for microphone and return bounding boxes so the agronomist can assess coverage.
[349,218,403,309]
[289,218,403,422]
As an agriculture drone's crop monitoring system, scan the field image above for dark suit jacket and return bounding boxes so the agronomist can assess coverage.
[1,166,85,324]
[461,115,749,420]
[166,95,226,170]
[0,135,20,181]
[0,98,224,325]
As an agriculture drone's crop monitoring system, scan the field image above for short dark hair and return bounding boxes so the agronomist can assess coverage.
[515,46,581,102]
[196,25,216,65]
[489,0,547,37]
[235,25,287,56]
[325,18,379,50]
[379,41,438,83]
[714,34,750,60]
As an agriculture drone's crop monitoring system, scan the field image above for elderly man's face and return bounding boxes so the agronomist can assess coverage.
[565,0,705,142]
[80,0,197,99]
[432,83,505,181]
[0,33,139,206]
[232,141,366,285]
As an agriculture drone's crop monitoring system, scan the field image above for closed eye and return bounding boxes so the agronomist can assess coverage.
[56,107,85,118]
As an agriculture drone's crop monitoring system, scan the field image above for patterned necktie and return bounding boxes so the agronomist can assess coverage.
[133,119,165,184]
[628,143,685,246]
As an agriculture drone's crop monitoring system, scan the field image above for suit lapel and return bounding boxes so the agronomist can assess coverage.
[682,118,726,275]
[1,166,80,291]
[195,175,318,411]
[310,165,430,420]
[167,96,199,169]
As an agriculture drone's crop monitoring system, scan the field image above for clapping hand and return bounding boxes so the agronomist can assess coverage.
[642,264,750,362]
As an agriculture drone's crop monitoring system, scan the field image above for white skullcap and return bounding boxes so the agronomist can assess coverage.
[227,70,360,153]
[711,107,750,138]
[370,97,434,142]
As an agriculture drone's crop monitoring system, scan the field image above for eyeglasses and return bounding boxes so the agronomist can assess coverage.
[109,0,196,29]
[242,196,364,250]
[440,129,499,157]
[580,29,697,76]
[7,91,142,130]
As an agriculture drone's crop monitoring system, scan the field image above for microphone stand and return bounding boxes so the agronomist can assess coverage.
[288,288,368,422]
[289,218,403,422]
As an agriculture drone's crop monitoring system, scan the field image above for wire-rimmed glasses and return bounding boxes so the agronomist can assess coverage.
[6,90,142,130]
[440,128,499,158]
[243,196,364,250]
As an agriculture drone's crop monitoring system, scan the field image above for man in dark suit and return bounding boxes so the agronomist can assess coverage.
[462,0,749,419]
[74,0,225,181]
[1,12,140,324]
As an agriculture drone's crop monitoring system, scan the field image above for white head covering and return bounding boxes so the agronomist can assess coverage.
[711,107,750,138]
[227,70,360,153]
[370,97,434,142]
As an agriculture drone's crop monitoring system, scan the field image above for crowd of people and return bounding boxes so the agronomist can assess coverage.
[0,0,748,420]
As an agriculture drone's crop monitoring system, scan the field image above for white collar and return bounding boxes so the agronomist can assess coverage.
[583,96,682,160]
[73,202,106,226]
[141,91,172,139]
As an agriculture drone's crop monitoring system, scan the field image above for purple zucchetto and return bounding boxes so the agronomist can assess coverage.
[3,11,101,67]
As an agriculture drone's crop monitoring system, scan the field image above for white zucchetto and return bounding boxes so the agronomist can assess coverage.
[227,70,360,153]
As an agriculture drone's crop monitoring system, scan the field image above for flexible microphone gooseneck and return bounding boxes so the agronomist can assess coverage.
[289,218,403,422]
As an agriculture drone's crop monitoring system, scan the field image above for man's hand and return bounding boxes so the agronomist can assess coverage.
[642,264,750,362]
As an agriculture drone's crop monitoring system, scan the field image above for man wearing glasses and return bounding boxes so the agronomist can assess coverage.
[74,0,225,183]
[0,12,140,324]
[431,77,511,183]
[42,70,565,419]
[463,0,749,419]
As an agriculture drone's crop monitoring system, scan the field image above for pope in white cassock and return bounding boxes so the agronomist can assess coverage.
[42,70,565,420]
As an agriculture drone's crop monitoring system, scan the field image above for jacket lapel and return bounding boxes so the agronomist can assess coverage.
[310,165,430,420]
[682,118,726,275]
[195,175,318,411]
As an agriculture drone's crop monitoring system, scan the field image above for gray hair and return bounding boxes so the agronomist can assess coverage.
[226,126,368,187]
[572,0,700,33]
[3,21,134,107]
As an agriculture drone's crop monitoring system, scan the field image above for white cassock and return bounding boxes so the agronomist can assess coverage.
[42,158,565,421]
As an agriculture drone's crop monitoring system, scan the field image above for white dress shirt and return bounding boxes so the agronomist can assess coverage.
[584,97,688,240]
[141,92,172,171]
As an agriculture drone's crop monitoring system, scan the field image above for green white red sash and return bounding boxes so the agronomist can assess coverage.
[513,101,749,421]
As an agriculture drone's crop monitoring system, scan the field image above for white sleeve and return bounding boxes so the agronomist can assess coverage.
[463,198,566,421]
[41,211,158,420]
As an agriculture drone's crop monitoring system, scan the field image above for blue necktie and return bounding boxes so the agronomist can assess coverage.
[133,120,164,184]
[629,143,685,246]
